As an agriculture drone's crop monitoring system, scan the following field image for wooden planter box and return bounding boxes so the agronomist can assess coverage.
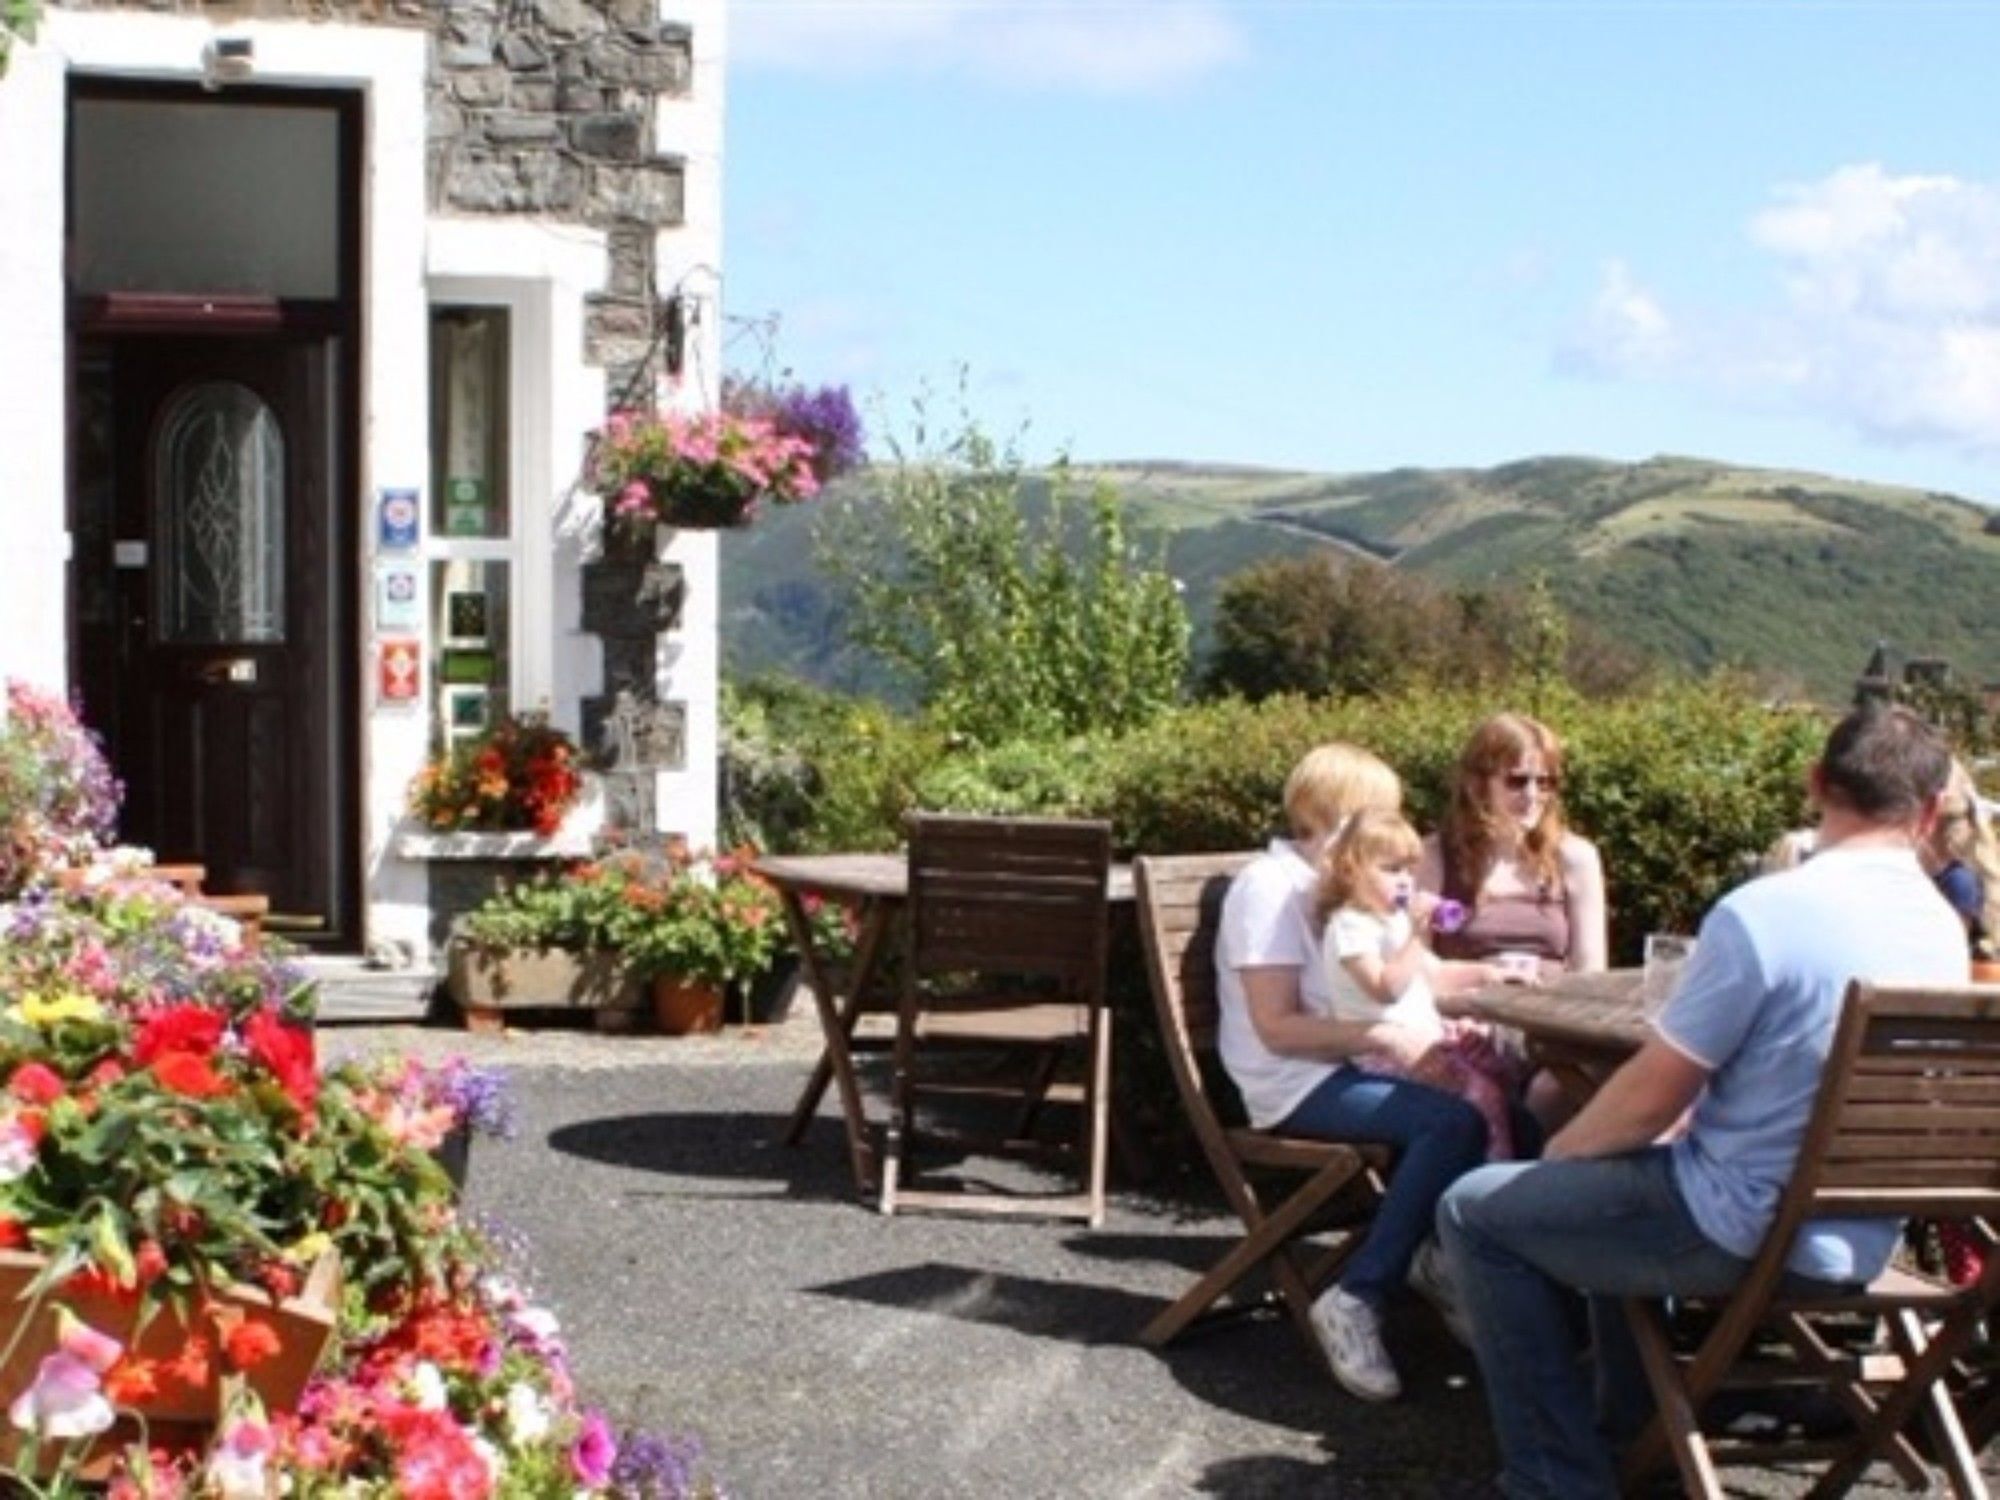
[0,1248,341,1468]
[445,942,644,1033]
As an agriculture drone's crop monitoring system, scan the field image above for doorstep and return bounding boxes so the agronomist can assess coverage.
[298,954,440,1025]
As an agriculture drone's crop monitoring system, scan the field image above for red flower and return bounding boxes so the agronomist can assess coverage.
[87,1058,126,1089]
[166,1334,212,1392]
[244,1009,317,1119]
[104,1357,163,1405]
[133,1239,168,1287]
[0,1215,27,1249]
[151,1051,231,1099]
[381,1408,493,1500]
[211,1305,283,1371]
[8,1063,65,1104]
[134,1005,226,1065]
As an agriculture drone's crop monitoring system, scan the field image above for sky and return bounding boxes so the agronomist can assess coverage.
[719,1,2000,506]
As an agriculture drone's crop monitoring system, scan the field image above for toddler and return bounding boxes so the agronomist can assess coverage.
[1319,810,1522,1159]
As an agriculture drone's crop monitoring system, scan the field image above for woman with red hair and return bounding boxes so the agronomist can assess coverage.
[1418,713,1607,976]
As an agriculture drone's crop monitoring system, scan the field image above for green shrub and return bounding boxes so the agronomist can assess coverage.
[910,736,1118,818]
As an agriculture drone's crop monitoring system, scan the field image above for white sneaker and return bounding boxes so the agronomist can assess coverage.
[1408,1238,1474,1349]
[1309,1286,1402,1401]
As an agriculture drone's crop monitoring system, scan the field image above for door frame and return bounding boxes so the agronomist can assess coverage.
[64,77,366,948]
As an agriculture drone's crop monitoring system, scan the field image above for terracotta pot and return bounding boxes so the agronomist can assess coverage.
[0,1247,341,1470]
[651,974,725,1035]
[1972,959,2000,985]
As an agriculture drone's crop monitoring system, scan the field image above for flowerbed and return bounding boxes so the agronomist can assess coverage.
[0,687,721,1496]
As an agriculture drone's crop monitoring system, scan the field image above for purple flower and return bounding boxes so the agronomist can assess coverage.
[1431,898,1468,935]
[443,1061,517,1140]
[610,1426,708,1498]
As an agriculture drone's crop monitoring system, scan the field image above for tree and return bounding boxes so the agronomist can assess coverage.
[1,0,37,78]
[816,404,1189,746]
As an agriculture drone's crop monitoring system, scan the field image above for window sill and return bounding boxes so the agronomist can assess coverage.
[394,828,596,861]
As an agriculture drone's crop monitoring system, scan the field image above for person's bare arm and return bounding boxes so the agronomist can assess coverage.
[1545,1038,1708,1159]
[1240,966,1431,1068]
[1563,836,1609,973]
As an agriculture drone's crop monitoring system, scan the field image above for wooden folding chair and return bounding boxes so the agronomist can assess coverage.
[878,813,1115,1225]
[1133,852,1390,1360]
[1620,981,2000,1499]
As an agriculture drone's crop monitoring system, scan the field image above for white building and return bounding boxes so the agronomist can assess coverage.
[0,0,723,972]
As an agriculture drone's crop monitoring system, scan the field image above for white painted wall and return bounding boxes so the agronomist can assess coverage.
[653,0,726,852]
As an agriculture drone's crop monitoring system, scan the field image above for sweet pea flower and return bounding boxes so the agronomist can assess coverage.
[204,1413,276,1500]
[9,1352,114,1439]
[1432,898,1469,935]
[9,1314,122,1440]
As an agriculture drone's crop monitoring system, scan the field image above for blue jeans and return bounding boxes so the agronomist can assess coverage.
[1277,1066,1489,1306]
[1437,1149,1763,1499]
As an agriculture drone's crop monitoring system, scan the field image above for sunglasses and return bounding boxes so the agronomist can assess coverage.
[1501,773,1560,792]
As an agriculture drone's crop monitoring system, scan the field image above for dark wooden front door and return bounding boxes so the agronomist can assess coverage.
[75,332,352,942]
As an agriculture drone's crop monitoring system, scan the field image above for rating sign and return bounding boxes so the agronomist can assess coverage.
[377,638,421,704]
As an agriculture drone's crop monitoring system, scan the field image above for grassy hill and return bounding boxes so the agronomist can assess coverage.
[719,454,2000,703]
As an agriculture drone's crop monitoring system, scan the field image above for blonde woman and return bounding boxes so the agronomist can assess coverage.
[1216,743,1492,1404]
[1924,759,2000,955]
[1418,713,1607,976]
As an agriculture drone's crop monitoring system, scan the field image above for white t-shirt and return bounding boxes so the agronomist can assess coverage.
[1322,906,1444,1038]
[1216,838,1338,1128]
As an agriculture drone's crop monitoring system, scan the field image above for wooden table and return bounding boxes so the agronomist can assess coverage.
[1442,968,1652,1108]
[754,852,1134,1197]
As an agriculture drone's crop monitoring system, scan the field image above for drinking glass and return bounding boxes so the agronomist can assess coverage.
[1642,934,1697,1015]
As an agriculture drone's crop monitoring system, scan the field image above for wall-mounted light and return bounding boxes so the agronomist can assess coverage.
[660,293,688,377]
[201,35,255,91]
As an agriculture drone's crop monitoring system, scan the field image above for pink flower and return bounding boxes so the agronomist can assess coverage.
[59,1308,124,1374]
[0,1111,44,1181]
[9,1317,120,1440]
[205,1414,276,1500]
[569,1411,616,1487]
[8,1063,65,1105]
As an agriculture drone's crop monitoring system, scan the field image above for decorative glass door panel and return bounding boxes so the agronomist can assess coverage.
[155,381,286,645]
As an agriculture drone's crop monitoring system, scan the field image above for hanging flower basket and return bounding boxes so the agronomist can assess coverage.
[586,383,863,534]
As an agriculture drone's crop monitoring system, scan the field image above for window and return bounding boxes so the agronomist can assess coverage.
[428,307,512,742]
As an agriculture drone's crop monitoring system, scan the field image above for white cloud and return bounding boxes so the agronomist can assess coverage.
[1565,164,2000,454]
[1561,258,1676,377]
[728,0,1249,93]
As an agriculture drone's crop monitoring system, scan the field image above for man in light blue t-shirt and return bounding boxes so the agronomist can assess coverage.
[1437,704,1967,1500]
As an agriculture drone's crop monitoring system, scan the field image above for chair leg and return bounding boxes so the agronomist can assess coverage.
[1621,1299,1725,1499]
[1807,1308,1988,1500]
[1083,1005,1112,1229]
[878,984,921,1218]
[1140,1158,1360,1348]
[1772,1311,1930,1489]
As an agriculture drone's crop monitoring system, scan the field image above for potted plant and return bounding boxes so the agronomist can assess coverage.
[585,380,862,533]
[599,846,787,1033]
[407,710,584,838]
[447,868,643,1032]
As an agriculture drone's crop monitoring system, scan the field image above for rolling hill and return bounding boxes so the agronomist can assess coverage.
[719,454,2000,704]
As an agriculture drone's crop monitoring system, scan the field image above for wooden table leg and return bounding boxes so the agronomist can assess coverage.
[778,895,891,1196]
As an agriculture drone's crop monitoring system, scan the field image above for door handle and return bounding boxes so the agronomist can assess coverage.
[195,659,259,685]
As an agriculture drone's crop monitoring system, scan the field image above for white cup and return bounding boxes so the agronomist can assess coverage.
[1494,951,1540,983]
[1642,934,1697,1014]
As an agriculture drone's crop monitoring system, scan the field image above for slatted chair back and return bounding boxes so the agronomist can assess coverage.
[1133,852,1387,1358]
[879,814,1116,1224]
[1622,980,2000,1498]
[1134,852,1257,1178]
[906,814,1113,992]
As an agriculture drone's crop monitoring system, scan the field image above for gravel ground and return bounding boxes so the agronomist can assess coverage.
[328,1011,1997,1500]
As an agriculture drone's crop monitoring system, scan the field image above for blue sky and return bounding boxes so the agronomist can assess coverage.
[722,2,2000,505]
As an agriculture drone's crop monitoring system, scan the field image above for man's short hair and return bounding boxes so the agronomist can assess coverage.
[1816,703,1952,823]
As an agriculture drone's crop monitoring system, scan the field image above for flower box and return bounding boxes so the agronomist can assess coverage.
[0,1248,341,1468]
[445,941,644,1033]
